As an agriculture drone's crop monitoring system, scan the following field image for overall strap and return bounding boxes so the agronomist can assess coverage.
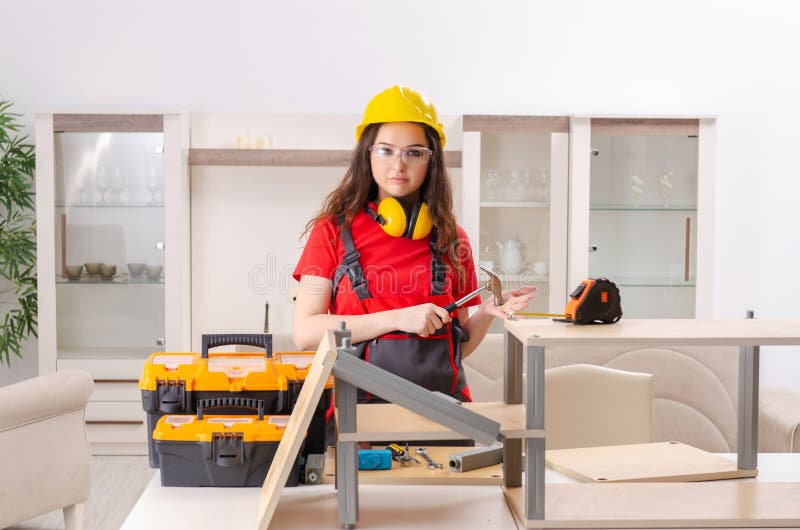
[429,228,447,296]
[332,215,372,301]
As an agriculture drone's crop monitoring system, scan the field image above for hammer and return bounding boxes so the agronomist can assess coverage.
[443,266,504,312]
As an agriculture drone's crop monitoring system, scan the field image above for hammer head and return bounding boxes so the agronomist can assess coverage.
[478,266,504,306]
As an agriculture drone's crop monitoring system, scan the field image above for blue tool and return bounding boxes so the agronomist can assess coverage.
[357,449,392,470]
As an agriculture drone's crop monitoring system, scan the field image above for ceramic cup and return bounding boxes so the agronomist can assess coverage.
[99,264,117,280]
[145,264,163,281]
[84,262,102,276]
[66,264,84,280]
[127,262,145,276]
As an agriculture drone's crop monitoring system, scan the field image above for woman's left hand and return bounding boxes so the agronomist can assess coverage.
[481,285,536,320]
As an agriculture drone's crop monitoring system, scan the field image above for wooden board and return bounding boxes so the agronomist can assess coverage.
[256,330,338,530]
[321,446,503,486]
[337,402,544,442]
[504,482,800,528]
[505,318,800,347]
[545,442,758,483]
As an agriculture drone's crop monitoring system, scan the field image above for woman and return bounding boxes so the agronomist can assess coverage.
[292,85,534,404]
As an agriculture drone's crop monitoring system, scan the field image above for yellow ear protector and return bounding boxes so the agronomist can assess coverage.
[367,197,433,240]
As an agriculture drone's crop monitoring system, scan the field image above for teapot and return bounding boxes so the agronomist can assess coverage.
[496,239,523,273]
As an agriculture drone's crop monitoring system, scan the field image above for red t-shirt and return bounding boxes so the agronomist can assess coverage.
[293,206,479,316]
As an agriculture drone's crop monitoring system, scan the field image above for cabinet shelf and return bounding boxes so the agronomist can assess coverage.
[590,203,697,212]
[189,148,463,168]
[57,346,160,361]
[56,275,163,285]
[55,202,164,208]
[480,201,549,208]
[611,276,696,287]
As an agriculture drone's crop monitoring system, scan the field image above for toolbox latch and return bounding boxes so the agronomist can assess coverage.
[156,379,187,413]
[212,432,245,467]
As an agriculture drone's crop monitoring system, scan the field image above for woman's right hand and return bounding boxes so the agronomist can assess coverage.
[392,303,452,337]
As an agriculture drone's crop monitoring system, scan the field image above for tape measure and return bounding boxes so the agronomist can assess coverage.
[518,278,622,324]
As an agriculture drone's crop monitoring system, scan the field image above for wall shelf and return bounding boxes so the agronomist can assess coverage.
[188,148,463,168]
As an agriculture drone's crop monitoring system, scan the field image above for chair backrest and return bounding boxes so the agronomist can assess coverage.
[544,363,654,449]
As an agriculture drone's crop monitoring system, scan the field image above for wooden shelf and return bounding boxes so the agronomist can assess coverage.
[188,148,462,168]
[337,402,545,442]
[503,482,800,528]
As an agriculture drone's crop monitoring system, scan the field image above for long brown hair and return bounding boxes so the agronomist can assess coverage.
[304,122,467,286]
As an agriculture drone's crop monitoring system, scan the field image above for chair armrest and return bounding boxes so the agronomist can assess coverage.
[0,370,94,433]
[759,386,800,452]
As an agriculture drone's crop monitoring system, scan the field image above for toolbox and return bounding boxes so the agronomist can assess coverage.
[139,333,332,468]
[152,406,303,487]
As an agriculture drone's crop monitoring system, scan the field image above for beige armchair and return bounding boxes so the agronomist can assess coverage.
[463,334,800,453]
[0,369,94,530]
[545,364,654,449]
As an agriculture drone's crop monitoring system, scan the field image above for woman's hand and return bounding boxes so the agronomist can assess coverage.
[392,303,452,337]
[481,286,536,320]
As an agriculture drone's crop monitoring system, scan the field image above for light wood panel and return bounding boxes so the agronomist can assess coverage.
[546,442,757,483]
[53,114,163,133]
[257,331,338,530]
[504,482,800,528]
[591,118,699,136]
[506,318,800,347]
[321,446,503,486]
[336,402,545,442]
[188,148,463,168]
[462,115,569,133]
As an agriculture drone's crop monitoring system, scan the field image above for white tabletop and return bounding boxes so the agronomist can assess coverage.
[504,318,800,347]
[121,453,800,530]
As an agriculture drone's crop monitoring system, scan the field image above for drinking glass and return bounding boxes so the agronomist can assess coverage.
[630,170,644,208]
[659,171,673,208]
[484,170,500,201]
[95,166,109,203]
[145,165,160,204]
[111,167,126,202]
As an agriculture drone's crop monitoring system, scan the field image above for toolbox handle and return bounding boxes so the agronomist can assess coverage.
[201,333,273,359]
[196,397,265,421]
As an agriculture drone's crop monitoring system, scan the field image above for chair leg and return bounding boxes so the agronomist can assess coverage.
[63,502,85,530]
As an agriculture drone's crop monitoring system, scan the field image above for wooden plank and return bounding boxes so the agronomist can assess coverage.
[321,445,503,486]
[188,148,462,168]
[53,114,163,132]
[337,402,544,442]
[504,482,800,528]
[545,442,757,483]
[591,117,699,136]
[256,330,338,530]
[463,115,569,133]
[505,318,800,347]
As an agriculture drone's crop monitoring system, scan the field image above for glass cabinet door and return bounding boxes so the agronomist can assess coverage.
[588,120,699,318]
[53,130,165,359]
[464,116,569,334]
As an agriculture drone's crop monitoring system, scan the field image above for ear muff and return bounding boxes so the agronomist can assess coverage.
[374,197,433,240]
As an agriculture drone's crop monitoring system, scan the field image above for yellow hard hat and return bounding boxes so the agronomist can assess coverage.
[356,85,446,148]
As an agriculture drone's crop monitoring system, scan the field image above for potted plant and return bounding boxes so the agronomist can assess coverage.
[0,100,37,366]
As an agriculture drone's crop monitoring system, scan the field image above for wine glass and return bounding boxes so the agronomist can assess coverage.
[659,171,673,208]
[508,169,526,201]
[630,170,644,208]
[535,170,550,202]
[484,170,500,201]
[111,167,126,203]
[145,165,160,204]
[95,165,109,203]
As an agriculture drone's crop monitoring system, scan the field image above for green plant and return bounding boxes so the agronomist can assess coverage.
[0,100,37,366]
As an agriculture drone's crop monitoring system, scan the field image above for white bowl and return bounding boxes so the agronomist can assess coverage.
[145,264,163,281]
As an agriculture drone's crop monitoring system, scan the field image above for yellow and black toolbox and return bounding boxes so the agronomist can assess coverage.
[140,333,332,468]
[152,405,303,487]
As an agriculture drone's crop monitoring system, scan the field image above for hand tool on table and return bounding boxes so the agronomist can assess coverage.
[386,443,420,466]
[415,447,444,470]
[514,278,622,324]
[443,266,504,312]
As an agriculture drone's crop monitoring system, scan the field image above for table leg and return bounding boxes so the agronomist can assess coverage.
[525,345,545,520]
[336,378,359,528]
[737,343,759,470]
[503,330,524,488]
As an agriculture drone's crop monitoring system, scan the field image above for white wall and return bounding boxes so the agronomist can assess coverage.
[1,0,799,388]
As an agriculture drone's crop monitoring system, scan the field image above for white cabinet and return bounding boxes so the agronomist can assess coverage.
[461,115,716,325]
[461,116,570,333]
[569,117,717,319]
[35,113,191,454]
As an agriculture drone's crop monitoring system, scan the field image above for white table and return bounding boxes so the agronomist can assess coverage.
[121,453,800,530]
